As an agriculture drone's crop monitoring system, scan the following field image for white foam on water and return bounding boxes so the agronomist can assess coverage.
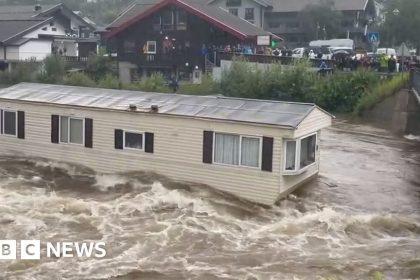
[404,134,420,141]
[93,174,132,191]
[1,149,420,280]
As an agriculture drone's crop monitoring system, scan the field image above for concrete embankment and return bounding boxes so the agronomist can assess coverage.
[362,89,420,135]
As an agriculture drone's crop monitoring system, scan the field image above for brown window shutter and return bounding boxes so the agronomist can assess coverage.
[17,111,25,139]
[114,129,123,149]
[51,115,59,143]
[202,131,213,164]
[0,109,3,134]
[262,137,273,172]
[145,132,154,153]
[84,118,93,148]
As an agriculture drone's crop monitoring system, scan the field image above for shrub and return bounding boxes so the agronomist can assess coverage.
[0,61,38,85]
[85,48,113,81]
[178,74,220,95]
[37,55,65,84]
[276,59,315,101]
[64,72,96,87]
[354,73,409,115]
[220,59,265,99]
[97,74,121,89]
[141,72,167,92]
[311,70,379,112]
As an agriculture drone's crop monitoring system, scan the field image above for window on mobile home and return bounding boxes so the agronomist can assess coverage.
[214,133,261,168]
[284,133,317,173]
[60,116,84,144]
[2,110,17,136]
[124,131,144,150]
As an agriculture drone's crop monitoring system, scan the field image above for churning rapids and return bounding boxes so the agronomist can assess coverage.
[0,119,419,280]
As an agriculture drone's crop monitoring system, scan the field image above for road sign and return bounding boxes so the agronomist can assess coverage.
[367,32,380,43]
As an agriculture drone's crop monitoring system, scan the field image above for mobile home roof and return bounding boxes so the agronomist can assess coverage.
[0,83,325,128]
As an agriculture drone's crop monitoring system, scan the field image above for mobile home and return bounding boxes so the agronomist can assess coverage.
[0,83,332,205]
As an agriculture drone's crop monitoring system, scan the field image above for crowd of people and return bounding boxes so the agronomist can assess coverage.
[332,53,420,73]
[200,43,420,73]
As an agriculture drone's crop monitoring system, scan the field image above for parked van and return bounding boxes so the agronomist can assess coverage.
[376,48,397,57]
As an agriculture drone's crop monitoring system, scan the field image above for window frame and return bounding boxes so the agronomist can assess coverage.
[1,109,17,137]
[59,116,85,145]
[212,132,262,169]
[123,130,145,151]
[146,41,157,54]
[244,7,255,22]
[228,8,238,16]
[283,132,317,175]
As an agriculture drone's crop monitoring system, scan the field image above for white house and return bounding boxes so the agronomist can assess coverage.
[0,4,97,70]
[0,83,333,205]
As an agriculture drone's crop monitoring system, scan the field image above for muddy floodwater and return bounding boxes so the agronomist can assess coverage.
[0,118,419,280]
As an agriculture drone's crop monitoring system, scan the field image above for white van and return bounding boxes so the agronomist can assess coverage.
[376,48,397,57]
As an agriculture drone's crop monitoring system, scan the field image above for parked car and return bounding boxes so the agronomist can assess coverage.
[291,47,308,58]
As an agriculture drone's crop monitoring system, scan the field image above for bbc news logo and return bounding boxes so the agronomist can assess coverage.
[0,240,106,260]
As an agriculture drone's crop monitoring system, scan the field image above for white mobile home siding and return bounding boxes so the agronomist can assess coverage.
[294,108,332,138]
[278,108,332,194]
[0,100,299,205]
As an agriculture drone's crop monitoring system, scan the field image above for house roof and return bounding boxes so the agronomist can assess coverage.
[108,0,163,29]
[207,0,272,8]
[0,4,58,20]
[0,19,51,43]
[0,3,96,45]
[0,83,329,129]
[106,0,279,40]
[269,0,369,13]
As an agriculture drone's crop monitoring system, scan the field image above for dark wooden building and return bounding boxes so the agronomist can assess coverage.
[105,0,279,82]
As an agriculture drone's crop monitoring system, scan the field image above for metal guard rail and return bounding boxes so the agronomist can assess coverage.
[411,69,420,105]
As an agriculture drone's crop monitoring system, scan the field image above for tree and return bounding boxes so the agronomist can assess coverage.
[298,0,342,42]
[379,0,420,53]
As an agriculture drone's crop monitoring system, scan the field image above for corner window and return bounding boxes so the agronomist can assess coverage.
[147,41,157,54]
[284,133,317,174]
[2,110,17,136]
[245,8,254,22]
[214,132,261,168]
[300,134,316,168]
[59,116,84,145]
[229,8,238,16]
[124,131,144,150]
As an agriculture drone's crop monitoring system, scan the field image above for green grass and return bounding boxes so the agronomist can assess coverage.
[354,73,409,115]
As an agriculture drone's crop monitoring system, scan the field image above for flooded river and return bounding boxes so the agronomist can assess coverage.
[0,119,419,280]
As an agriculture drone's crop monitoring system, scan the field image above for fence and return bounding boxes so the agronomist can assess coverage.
[410,68,420,105]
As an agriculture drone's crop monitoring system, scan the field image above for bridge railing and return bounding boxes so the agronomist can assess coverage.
[410,68,420,105]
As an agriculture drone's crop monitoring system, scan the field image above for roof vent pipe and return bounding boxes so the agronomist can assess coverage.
[34,4,42,11]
